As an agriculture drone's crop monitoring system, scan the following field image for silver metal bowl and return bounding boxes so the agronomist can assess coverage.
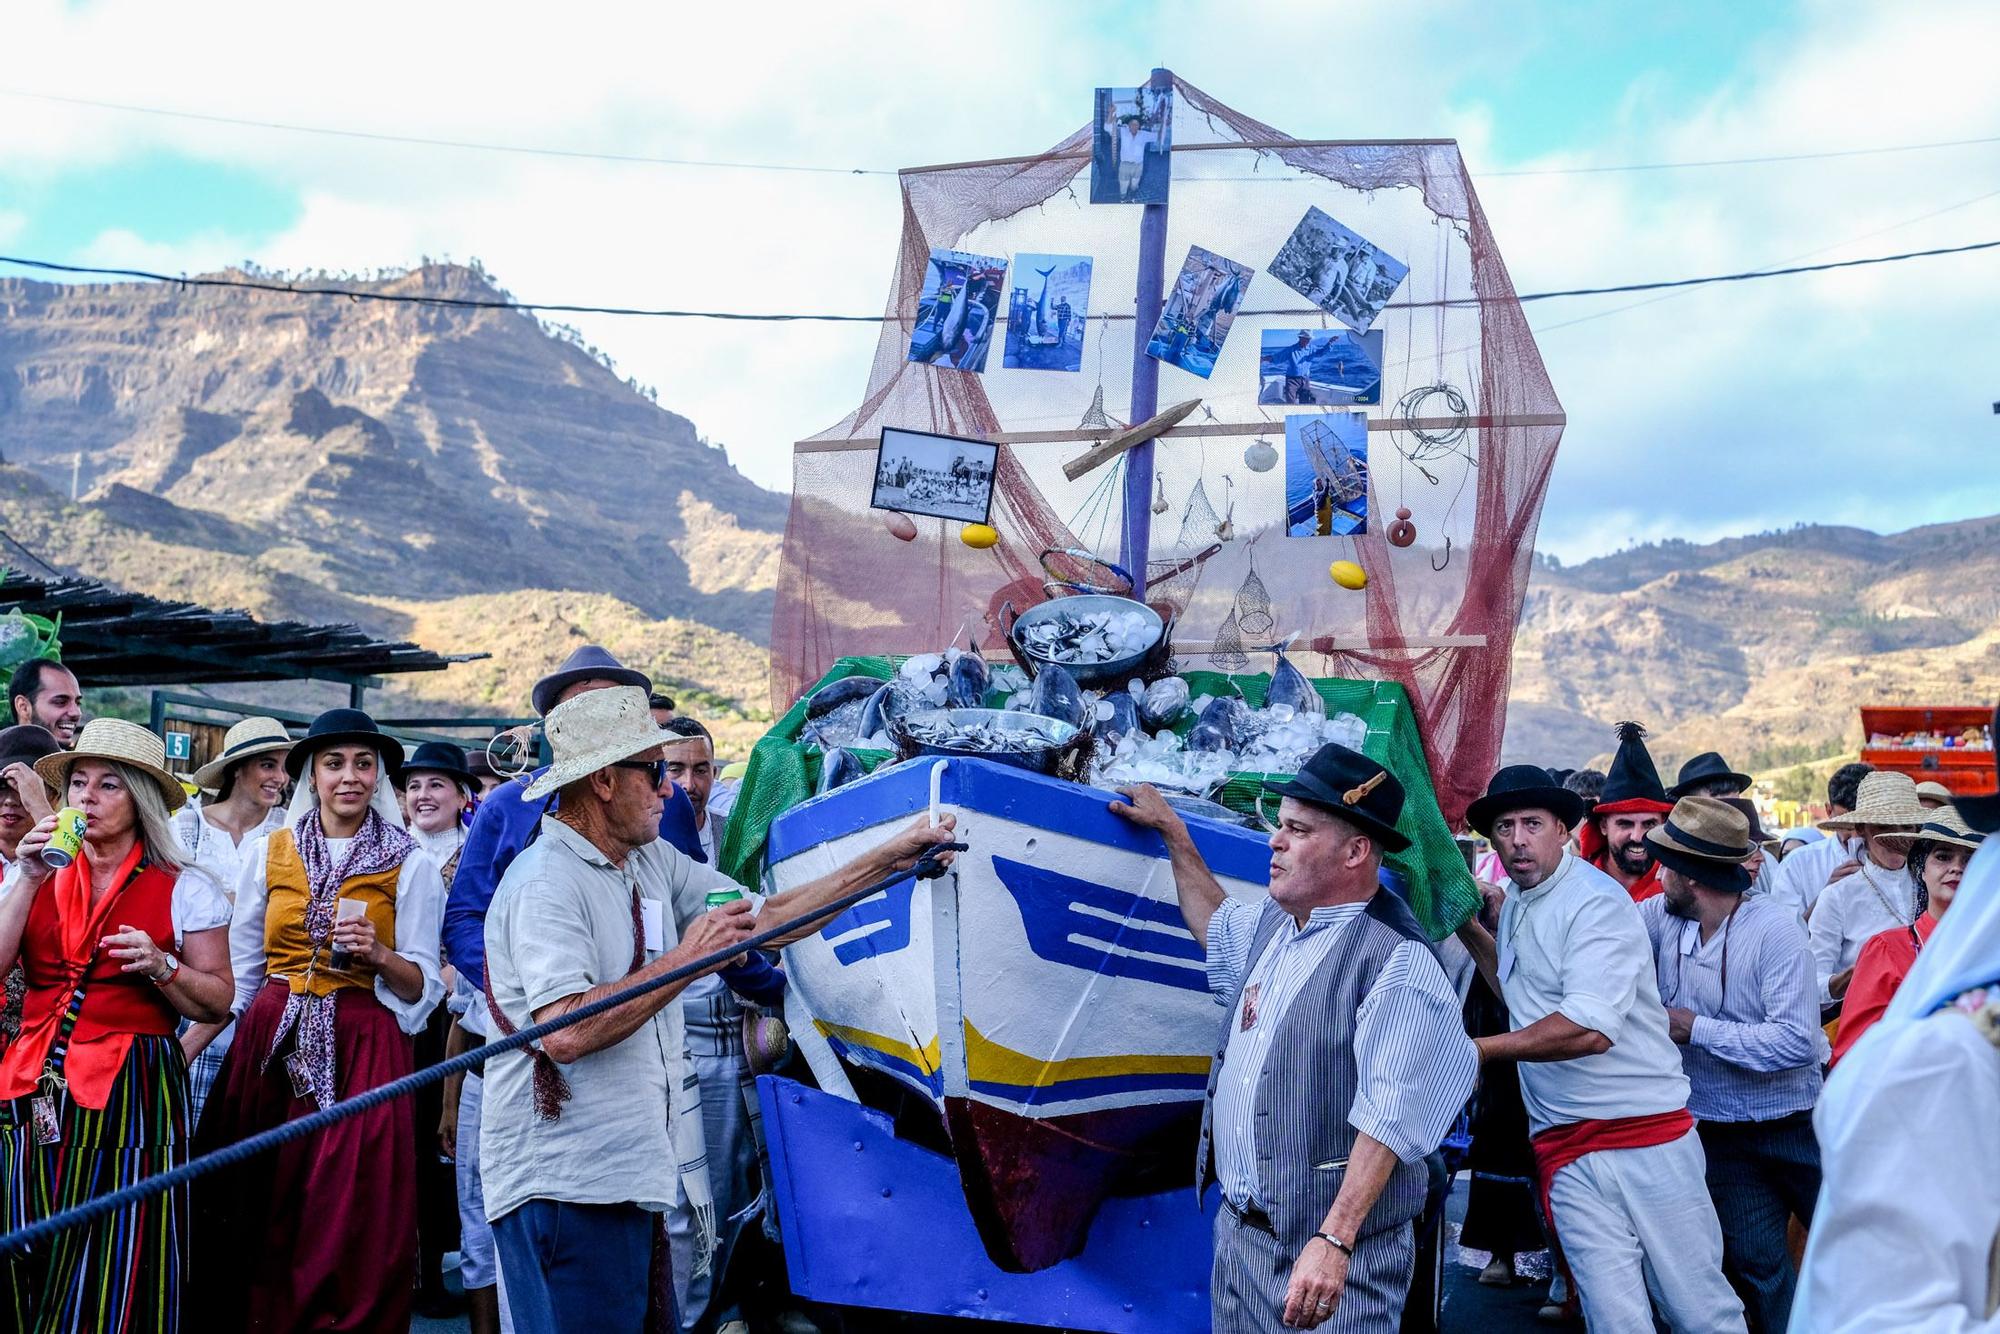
[891,708,1082,774]
[1005,594,1166,688]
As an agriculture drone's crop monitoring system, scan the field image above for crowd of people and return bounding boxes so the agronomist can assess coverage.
[0,642,1993,1334]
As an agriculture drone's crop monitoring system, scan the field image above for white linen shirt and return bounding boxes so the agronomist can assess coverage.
[226,832,447,1032]
[1768,831,1854,923]
[479,816,751,1224]
[172,800,286,896]
[1808,860,1918,1005]
[1495,852,1690,1133]
[1206,896,1477,1206]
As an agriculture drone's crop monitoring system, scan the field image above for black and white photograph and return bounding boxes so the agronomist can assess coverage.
[1144,245,1252,379]
[870,426,999,525]
[907,248,1008,372]
[1090,84,1172,204]
[1258,327,1384,405]
[1267,206,1410,333]
[1004,253,1092,372]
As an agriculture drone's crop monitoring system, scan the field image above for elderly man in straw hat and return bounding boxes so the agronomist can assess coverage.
[1807,770,1929,1009]
[481,686,955,1334]
[1636,797,1823,1332]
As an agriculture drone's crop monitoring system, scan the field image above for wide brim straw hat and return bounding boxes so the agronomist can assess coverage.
[36,718,188,813]
[1819,771,1929,832]
[1645,795,1755,893]
[1914,780,1956,805]
[523,685,675,801]
[191,716,293,791]
[1876,806,1986,854]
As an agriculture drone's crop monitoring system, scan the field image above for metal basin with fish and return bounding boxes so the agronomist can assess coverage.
[1003,595,1167,688]
[892,708,1081,774]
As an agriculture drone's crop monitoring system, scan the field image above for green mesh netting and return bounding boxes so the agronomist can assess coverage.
[718,656,1477,940]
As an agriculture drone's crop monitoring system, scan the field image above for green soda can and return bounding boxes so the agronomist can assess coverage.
[42,808,86,869]
[705,886,745,909]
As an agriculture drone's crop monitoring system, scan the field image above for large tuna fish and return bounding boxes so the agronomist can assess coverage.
[1188,696,1250,753]
[1264,640,1325,718]
[1026,663,1088,729]
[946,644,991,709]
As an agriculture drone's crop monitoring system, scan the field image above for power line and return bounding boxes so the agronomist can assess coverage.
[1,238,1994,323]
[5,86,1998,183]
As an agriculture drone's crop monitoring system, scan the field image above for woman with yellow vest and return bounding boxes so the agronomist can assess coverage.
[0,719,234,1333]
[191,708,444,1332]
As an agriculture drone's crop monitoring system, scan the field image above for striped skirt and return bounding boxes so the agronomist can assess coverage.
[0,1035,190,1334]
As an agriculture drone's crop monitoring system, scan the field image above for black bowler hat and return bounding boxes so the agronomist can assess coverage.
[1467,765,1587,838]
[531,645,652,718]
[1262,743,1410,852]
[400,740,474,793]
[1668,751,1753,800]
[285,708,406,779]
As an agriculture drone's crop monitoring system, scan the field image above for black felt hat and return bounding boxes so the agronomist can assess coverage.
[530,645,652,718]
[1467,765,1587,838]
[1668,751,1753,799]
[1598,721,1672,809]
[1262,743,1410,852]
[285,708,405,779]
[0,724,60,773]
[399,740,474,792]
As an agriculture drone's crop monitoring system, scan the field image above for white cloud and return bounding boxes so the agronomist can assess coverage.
[2,0,1997,554]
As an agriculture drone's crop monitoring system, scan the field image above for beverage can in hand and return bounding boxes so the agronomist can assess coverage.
[705,886,746,909]
[42,808,86,869]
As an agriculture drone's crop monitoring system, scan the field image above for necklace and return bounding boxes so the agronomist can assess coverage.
[1856,861,1913,926]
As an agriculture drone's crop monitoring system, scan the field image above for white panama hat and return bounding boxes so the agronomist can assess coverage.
[522,686,674,801]
[191,716,293,791]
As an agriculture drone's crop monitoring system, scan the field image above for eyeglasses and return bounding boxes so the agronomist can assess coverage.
[613,759,668,787]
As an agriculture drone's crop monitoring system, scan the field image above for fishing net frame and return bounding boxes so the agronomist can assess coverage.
[772,77,1564,826]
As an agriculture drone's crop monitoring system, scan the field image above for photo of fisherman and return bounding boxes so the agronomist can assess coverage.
[1284,411,1371,538]
[1144,245,1252,380]
[1259,328,1384,405]
[1268,206,1411,334]
[907,249,1008,372]
[870,427,1000,525]
[1090,85,1172,204]
[1004,254,1092,373]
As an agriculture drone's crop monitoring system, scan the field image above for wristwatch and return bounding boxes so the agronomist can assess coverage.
[152,952,182,985]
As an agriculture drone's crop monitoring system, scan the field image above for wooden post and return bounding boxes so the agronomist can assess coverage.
[1119,67,1173,599]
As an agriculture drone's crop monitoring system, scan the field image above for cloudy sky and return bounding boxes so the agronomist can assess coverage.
[3,0,1995,562]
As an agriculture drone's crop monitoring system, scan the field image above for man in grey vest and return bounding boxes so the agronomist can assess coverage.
[1113,743,1478,1332]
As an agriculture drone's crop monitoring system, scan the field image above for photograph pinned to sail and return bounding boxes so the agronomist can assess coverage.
[1284,411,1370,538]
[1258,327,1383,406]
[1267,205,1410,334]
[1003,253,1092,373]
[907,248,1008,372]
[870,427,999,525]
[1090,83,1172,204]
[1144,244,1252,380]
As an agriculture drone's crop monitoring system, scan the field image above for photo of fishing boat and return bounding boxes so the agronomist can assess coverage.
[1284,411,1370,537]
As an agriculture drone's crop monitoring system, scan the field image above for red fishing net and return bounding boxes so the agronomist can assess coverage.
[771,79,1563,825]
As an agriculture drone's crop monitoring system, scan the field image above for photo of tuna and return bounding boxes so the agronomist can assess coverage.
[1004,254,1092,373]
[1090,84,1173,204]
[1258,328,1384,405]
[1267,206,1410,333]
[1144,245,1252,379]
[907,249,1009,372]
[1284,411,1370,537]
[870,426,1000,525]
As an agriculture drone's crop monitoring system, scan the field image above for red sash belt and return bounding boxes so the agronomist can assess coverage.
[1531,1107,1693,1232]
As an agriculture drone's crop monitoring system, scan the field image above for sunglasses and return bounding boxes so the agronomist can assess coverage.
[612,758,668,787]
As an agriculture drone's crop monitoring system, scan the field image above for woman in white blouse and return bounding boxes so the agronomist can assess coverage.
[188,708,443,1333]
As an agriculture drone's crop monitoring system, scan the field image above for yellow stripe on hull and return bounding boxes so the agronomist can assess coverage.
[814,1019,941,1076]
[963,1020,1212,1090]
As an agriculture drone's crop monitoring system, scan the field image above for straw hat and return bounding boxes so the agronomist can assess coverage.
[1914,780,1955,806]
[1819,771,1929,832]
[1645,795,1754,893]
[523,686,673,801]
[36,718,188,813]
[1877,806,1986,854]
[192,716,294,791]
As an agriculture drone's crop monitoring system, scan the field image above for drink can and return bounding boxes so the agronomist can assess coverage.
[705,887,745,909]
[42,808,86,869]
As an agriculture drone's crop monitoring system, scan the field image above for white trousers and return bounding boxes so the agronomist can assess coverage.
[455,1072,515,1333]
[1549,1128,1747,1334]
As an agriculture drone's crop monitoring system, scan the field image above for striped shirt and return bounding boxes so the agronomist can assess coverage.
[1207,895,1476,1207]
[1639,893,1825,1122]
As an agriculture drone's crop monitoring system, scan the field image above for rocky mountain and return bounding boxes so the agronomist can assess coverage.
[1503,517,2000,775]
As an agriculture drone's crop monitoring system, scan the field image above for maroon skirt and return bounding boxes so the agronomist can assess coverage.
[189,981,417,1333]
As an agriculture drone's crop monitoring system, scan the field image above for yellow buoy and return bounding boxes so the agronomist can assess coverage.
[960,523,1000,550]
[1329,559,1367,590]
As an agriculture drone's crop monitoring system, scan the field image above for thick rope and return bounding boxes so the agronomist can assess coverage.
[0,846,964,1257]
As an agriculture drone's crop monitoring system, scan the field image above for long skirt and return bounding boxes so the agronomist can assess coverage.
[190,981,416,1333]
[0,1034,191,1334]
